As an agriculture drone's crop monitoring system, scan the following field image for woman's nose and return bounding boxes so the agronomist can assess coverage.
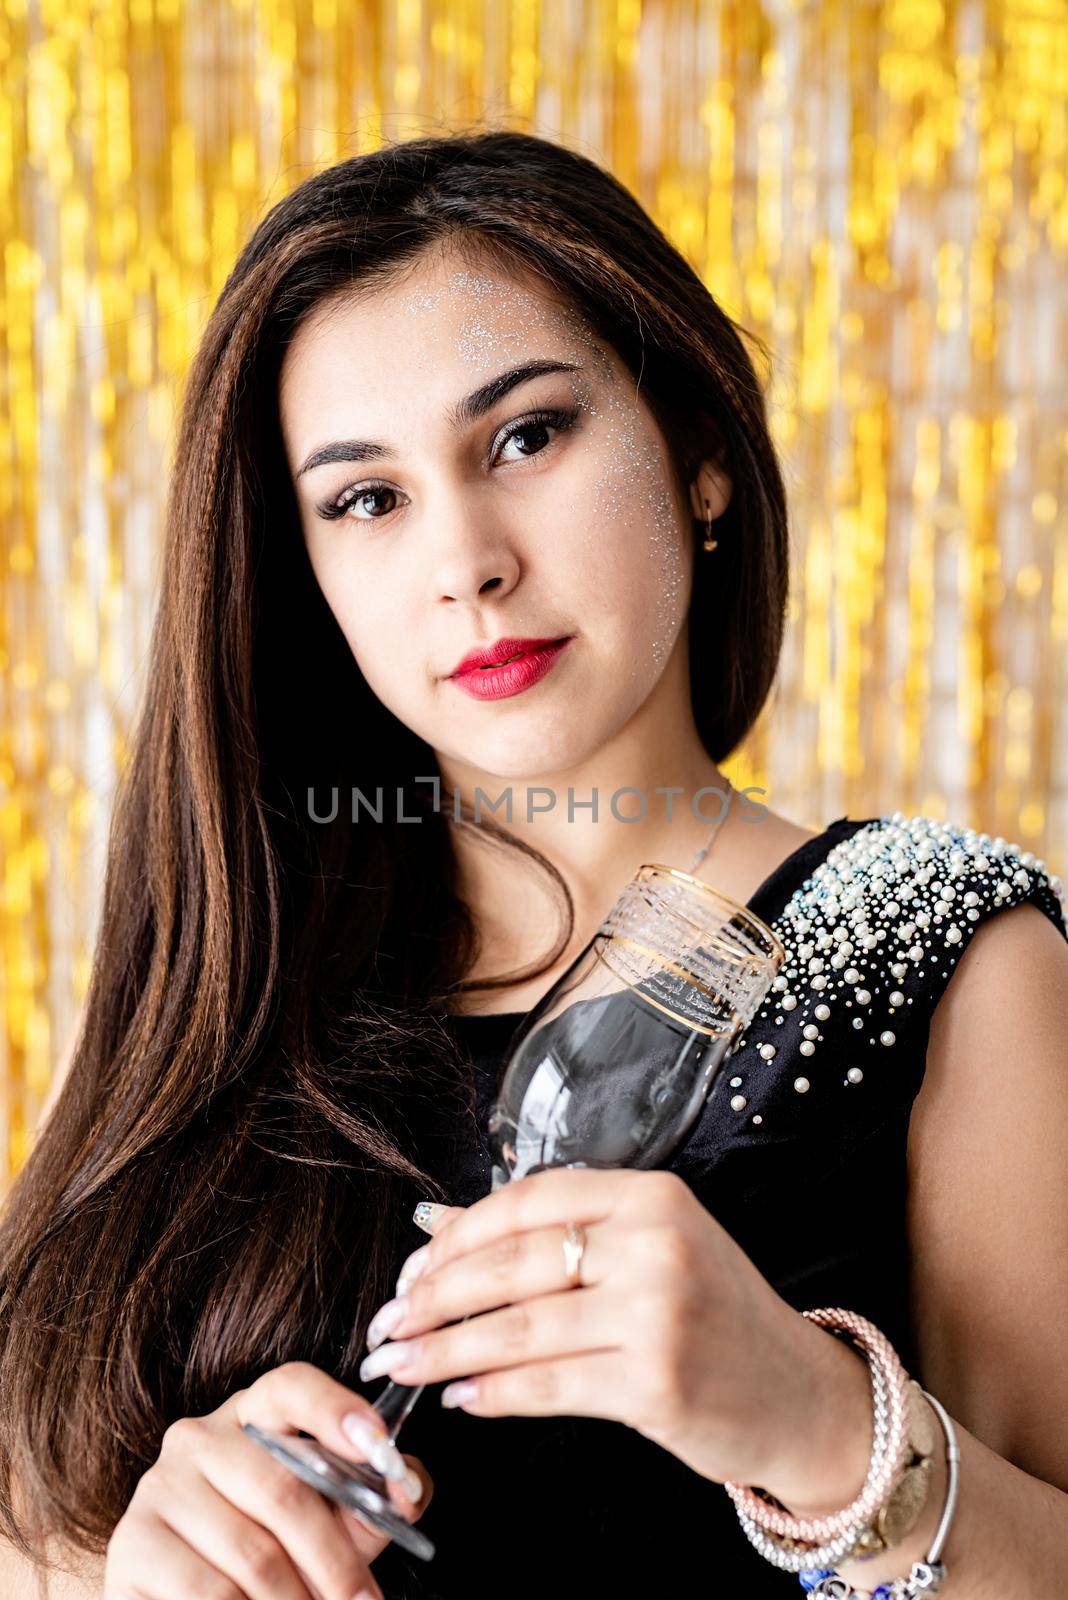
[430,528,521,605]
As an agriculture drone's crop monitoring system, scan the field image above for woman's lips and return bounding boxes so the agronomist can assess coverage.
[449,637,573,701]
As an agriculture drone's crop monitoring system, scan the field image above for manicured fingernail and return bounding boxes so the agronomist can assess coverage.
[396,1245,431,1294]
[366,1296,408,1351]
[340,1412,386,1454]
[359,1339,418,1384]
[413,1202,446,1233]
[371,1441,408,1481]
[440,1380,478,1409]
[340,1414,407,1481]
[402,1465,423,1502]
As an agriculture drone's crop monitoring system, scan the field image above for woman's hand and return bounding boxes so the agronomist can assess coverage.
[103,1360,434,1600]
[359,1169,852,1495]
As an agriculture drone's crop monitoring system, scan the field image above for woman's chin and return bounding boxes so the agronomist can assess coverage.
[445,726,601,790]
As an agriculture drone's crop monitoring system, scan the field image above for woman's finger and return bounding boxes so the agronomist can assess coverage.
[395,1452,434,1519]
[436,1346,637,1423]
[105,1502,257,1600]
[188,1420,385,1600]
[360,1279,629,1389]
[336,1449,433,1560]
[368,1219,613,1351]
[138,1464,317,1600]
[412,1201,462,1235]
[225,1361,394,1471]
[402,1167,640,1281]
[226,1360,415,1512]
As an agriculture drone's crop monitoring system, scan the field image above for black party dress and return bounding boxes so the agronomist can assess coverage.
[370,812,1068,1599]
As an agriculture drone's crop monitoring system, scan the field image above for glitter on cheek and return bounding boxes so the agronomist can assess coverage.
[551,302,694,682]
[572,385,691,683]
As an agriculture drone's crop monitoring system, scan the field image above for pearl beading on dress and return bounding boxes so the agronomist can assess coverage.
[725,812,1067,1122]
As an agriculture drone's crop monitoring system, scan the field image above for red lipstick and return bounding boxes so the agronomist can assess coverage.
[448,635,573,701]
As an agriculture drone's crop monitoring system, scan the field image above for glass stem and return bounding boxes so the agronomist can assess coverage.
[373,1377,428,1442]
[371,1299,483,1442]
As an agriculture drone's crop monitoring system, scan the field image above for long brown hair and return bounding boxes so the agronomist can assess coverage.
[0,127,788,1560]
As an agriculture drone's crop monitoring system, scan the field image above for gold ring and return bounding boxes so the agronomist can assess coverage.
[561,1220,586,1289]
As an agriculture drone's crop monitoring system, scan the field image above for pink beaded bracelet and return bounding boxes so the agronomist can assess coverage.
[724,1307,913,1548]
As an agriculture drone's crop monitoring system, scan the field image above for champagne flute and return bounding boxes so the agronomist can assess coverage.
[245,863,784,1560]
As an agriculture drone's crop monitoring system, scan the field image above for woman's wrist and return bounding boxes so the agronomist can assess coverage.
[755,1310,878,1519]
[729,1305,952,1593]
[830,1424,949,1594]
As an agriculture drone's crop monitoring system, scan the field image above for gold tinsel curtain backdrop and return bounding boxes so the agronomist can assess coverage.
[1,0,1066,1184]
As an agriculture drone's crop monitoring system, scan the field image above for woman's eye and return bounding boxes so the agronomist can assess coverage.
[316,405,578,523]
[318,483,402,522]
[493,406,578,465]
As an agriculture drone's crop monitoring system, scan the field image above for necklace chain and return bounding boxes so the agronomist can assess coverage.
[686,779,734,874]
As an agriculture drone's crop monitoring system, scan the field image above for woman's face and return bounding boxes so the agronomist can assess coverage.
[279,243,728,781]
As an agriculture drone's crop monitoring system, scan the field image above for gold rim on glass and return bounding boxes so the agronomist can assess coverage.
[589,864,786,1035]
[635,863,787,966]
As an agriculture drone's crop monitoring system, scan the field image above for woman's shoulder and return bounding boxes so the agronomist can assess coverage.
[795,809,1066,949]
[721,809,1066,1130]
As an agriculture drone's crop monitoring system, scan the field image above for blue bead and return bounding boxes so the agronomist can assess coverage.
[798,1573,836,1592]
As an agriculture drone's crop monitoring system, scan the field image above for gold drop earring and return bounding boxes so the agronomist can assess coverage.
[702,497,719,553]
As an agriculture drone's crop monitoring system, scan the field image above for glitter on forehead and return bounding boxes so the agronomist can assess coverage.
[398,265,693,682]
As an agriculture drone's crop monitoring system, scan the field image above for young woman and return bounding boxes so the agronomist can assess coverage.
[2,130,1067,1600]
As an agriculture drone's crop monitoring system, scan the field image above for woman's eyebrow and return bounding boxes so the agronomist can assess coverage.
[295,358,584,479]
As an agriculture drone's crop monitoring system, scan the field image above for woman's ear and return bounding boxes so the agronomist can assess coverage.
[689,459,733,523]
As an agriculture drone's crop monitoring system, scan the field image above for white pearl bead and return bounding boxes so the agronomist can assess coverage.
[802,1023,819,1039]
[855,988,871,1005]
[889,991,904,1006]
[793,1076,810,1093]
[752,1114,763,1125]
[814,1004,831,1020]
[730,1075,743,1087]
[730,1094,747,1111]
[781,994,797,1010]
[880,1030,896,1046]
[759,1042,776,1061]
[800,1040,815,1056]
[847,1067,864,1083]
